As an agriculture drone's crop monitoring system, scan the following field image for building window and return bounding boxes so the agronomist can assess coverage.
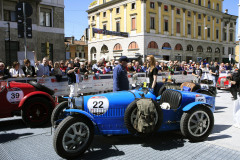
[40,8,52,27]
[164,5,168,11]
[198,26,201,36]
[215,48,220,53]
[228,47,231,55]
[176,22,180,33]
[230,23,233,28]
[131,17,136,30]
[207,16,211,22]
[208,0,211,9]
[150,17,155,29]
[103,24,106,30]
[4,10,17,22]
[198,0,201,6]
[187,24,191,34]
[216,29,219,39]
[222,47,225,54]
[230,33,233,41]
[197,46,203,52]
[223,32,227,41]
[92,16,95,21]
[103,12,106,18]
[176,8,180,14]
[116,21,120,32]
[131,3,136,10]
[188,0,191,2]
[150,2,155,9]
[198,14,201,19]
[164,20,168,31]
[216,19,219,24]
[216,3,219,11]
[207,47,212,52]
[187,45,193,51]
[116,8,120,14]
[188,11,191,17]
[207,28,210,38]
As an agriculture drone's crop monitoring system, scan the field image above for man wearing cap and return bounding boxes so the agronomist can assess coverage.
[113,56,129,92]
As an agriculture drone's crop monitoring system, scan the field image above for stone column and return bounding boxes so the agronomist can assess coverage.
[204,0,206,6]
[124,4,127,32]
[141,0,147,33]
[212,16,215,41]
[110,9,113,31]
[234,22,237,41]
[158,2,162,34]
[171,5,175,35]
[193,11,196,38]
[183,8,186,36]
[96,12,100,39]
[227,22,230,42]
[203,14,206,39]
[221,19,224,41]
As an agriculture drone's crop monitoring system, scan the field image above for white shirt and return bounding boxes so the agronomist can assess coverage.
[9,68,25,77]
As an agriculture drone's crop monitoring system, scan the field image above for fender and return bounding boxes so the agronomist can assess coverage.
[64,109,96,124]
[18,91,55,108]
[182,102,213,112]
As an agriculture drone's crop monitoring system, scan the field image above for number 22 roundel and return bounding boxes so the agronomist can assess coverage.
[87,96,109,115]
[6,88,24,104]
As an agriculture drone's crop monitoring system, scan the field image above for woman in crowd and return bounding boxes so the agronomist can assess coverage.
[22,59,35,77]
[51,62,63,81]
[60,60,67,75]
[147,55,158,95]
[9,61,25,78]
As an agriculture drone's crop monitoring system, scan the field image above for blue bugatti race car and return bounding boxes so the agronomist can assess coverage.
[52,87,215,159]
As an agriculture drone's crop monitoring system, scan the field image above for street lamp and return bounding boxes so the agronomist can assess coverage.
[4,22,10,66]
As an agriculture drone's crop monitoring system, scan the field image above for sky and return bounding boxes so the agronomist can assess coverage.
[64,0,239,40]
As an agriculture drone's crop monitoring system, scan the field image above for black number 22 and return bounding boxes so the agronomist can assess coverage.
[93,101,103,108]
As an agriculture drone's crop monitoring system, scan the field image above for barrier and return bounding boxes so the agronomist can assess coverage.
[1,70,216,96]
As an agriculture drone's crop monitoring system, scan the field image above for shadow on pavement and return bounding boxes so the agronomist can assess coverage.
[0,133,33,143]
[212,124,232,134]
[207,134,232,141]
[215,106,227,111]
[76,131,185,160]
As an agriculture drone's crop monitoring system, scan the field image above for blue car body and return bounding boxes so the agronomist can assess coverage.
[63,88,215,135]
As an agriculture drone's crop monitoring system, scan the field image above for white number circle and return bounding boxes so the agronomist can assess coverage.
[6,88,24,104]
[87,96,109,115]
[195,96,206,103]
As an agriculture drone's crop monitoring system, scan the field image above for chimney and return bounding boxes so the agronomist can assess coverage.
[225,9,228,14]
[71,36,74,44]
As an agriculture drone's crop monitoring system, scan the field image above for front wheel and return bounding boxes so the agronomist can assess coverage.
[21,97,53,127]
[51,101,69,127]
[53,116,94,159]
[180,106,214,142]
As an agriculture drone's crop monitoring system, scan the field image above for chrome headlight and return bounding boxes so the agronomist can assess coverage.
[68,98,74,109]
[74,96,84,110]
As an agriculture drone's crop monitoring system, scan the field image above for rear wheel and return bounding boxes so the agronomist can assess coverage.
[51,101,69,128]
[53,116,94,159]
[180,106,214,142]
[21,97,53,127]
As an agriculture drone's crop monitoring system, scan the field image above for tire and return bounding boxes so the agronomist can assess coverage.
[21,97,53,127]
[158,84,180,96]
[51,101,69,127]
[124,100,163,136]
[29,81,55,95]
[158,85,166,96]
[53,115,94,159]
[180,106,214,142]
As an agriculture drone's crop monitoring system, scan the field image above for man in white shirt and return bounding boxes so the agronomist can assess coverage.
[36,57,50,77]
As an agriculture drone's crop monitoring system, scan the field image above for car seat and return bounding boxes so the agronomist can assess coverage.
[159,90,182,110]
[180,82,197,92]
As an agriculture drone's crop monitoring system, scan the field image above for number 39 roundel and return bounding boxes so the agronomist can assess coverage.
[6,88,24,104]
[87,96,109,115]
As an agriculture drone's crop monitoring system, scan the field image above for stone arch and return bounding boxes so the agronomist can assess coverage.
[175,43,183,50]
[113,43,122,51]
[186,45,193,51]
[207,46,212,53]
[162,42,171,50]
[101,45,109,53]
[148,41,158,49]
[215,47,220,53]
[128,41,139,50]
[197,46,203,52]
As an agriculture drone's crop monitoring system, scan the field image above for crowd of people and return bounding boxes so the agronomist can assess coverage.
[0,57,238,81]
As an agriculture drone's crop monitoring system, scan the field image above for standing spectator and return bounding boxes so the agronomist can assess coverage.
[92,61,103,73]
[210,62,219,86]
[36,57,50,77]
[48,60,53,72]
[134,61,143,73]
[73,57,80,68]
[22,59,35,77]
[219,63,226,72]
[51,62,63,81]
[141,62,148,72]
[79,63,88,75]
[113,56,129,92]
[147,55,158,95]
[66,62,80,97]
[227,73,240,100]
[162,63,169,72]
[60,60,67,75]
[103,62,112,74]
[101,58,107,66]
[155,61,162,71]
[127,62,135,73]
[87,65,93,74]
[192,63,202,83]
[225,63,232,71]
[209,61,214,68]
[0,62,11,80]
[9,61,25,78]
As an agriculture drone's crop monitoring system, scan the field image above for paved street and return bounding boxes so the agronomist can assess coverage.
[0,90,240,160]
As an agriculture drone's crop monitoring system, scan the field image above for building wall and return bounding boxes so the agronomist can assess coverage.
[0,0,65,65]
[87,0,237,62]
